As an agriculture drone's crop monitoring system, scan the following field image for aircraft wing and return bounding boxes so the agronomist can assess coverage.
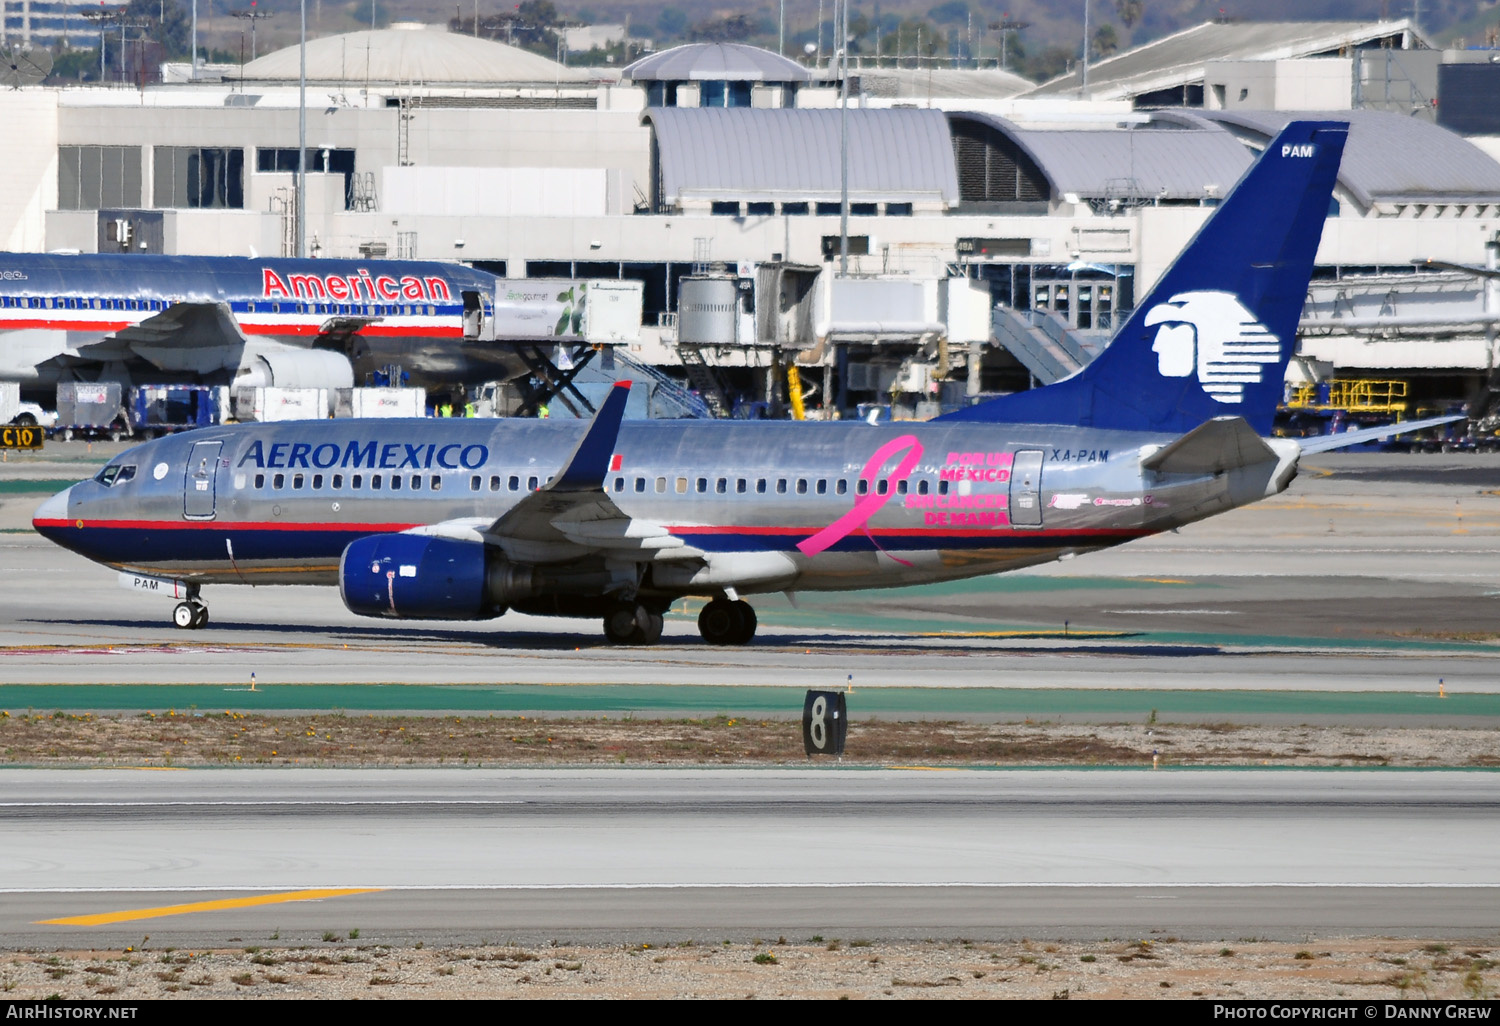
[1296,414,1469,455]
[84,301,249,375]
[456,381,702,565]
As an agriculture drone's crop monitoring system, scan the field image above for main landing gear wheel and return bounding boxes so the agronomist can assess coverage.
[172,601,208,630]
[698,598,757,646]
[602,601,664,646]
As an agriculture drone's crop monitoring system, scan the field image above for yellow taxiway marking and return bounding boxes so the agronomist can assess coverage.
[888,765,963,772]
[38,888,384,926]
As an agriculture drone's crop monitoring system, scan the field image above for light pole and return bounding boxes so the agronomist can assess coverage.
[297,0,307,257]
[1081,0,1090,98]
[231,3,271,61]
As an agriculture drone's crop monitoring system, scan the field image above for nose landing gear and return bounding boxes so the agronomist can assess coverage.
[172,601,209,629]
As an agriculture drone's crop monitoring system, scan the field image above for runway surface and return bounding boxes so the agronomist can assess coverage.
[2,768,1497,946]
[3,452,1499,944]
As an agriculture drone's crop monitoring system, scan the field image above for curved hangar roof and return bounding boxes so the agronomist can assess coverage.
[644,108,957,205]
[948,111,1254,204]
[1200,110,1500,208]
[624,43,812,83]
[234,26,592,85]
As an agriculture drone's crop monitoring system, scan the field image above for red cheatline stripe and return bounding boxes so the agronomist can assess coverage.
[34,518,421,533]
[0,317,463,339]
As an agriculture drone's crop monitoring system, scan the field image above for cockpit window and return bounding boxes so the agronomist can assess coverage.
[94,464,136,487]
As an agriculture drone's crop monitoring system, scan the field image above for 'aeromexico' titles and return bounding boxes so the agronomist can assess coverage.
[237,439,489,471]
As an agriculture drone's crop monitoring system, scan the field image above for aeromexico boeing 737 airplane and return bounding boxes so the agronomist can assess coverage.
[33,121,1455,645]
[0,253,511,393]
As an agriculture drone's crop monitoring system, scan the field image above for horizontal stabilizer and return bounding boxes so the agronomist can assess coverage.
[1297,414,1469,455]
[1141,416,1276,475]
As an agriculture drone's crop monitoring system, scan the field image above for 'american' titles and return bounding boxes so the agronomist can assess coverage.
[261,269,453,304]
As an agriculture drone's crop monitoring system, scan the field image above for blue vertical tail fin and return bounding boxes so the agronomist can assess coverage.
[939,120,1349,434]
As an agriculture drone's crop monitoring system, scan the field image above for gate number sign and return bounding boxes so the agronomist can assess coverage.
[0,426,43,450]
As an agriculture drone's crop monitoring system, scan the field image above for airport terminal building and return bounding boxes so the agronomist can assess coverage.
[5,19,1500,420]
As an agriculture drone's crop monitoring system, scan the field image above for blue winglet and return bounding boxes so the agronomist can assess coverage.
[547,380,632,492]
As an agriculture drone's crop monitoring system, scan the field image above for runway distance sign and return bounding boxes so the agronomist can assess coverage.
[803,690,847,758]
[0,425,43,449]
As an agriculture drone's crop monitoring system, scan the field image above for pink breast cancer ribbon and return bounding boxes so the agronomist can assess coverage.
[797,434,924,565]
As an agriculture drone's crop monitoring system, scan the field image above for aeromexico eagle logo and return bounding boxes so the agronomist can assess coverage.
[1144,290,1282,404]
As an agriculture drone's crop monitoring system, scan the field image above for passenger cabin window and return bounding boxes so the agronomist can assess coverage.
[938,480,950,495]
[488,476,501,491]
[696,477,707,493]
[333,474,344,489]
[509,475,520,491]
[897,480,908,495]
[431,475,442,491]
[776,479,788,494]
[352,474,363,489]
[918,479,929,495]
[877,480,888,495]
[655,477,666,493]
[857,480,869,495]
[312,474,323,489]
[613,478,624,492]
[635,477,646,493]
[470,476,481,491]
[716,478,727,494]
[756,479,767,494]
[390,475,401,491]
[371,474,382,489]
[254,473,265,489]
[273,473,285,489]
[836,479,847,495]
[795,479,807,494]
[292,474,305,489]
[737,479,747,493]
[409,474,421,490]
[816,479,827,495]
[528,476,539,491]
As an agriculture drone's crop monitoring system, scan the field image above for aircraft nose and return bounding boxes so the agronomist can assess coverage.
[33,485,74,528]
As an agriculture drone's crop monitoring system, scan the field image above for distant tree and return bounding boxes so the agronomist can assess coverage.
[48,47,100,83]
[124,0,190,59]
[688,14,754,43]
[879,19,947,61]
[657,7,688,39]
[1022,44,1074,82]
[1092,23,1119,57]
[930,0,970,24]
[1115,0,1145,31]
[518,1,558,28]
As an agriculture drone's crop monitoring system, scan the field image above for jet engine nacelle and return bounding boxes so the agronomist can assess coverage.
[338,534,533,620]
[235,348,355,391]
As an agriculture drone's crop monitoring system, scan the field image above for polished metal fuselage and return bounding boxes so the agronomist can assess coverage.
[36,417,1298,597]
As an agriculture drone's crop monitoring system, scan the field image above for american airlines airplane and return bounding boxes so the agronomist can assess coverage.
[32,121,1454,645]
[0,253,516,394]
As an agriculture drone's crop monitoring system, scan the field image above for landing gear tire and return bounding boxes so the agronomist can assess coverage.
[603,601,650,645]
[698,598,757,646]
[636,608,664,645]
[173,601,208,630]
